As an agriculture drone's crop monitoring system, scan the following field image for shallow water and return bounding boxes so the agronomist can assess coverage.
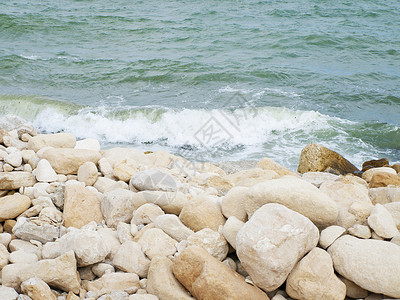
[1,0,399,169]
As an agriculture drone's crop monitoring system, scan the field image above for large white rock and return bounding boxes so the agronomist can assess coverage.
[384,202,400,230]
[221,186,249,222]
[154,214,194,242]
[42,148,101,175]
[319,225,346,249]
[183,228,228,261]
[0,172,36,189]
[220,216,244,250]
[0,194,31,221]
[102,147,151,167]
[130,168,177,192]
[21,277,56,300]
[42,226,110,267]
[77,161,98,186]
[367,203,399,239]
[101,189,146,228]
[5,151,22,168]
[13,217,60,244]
[138,228,177,259]
[236,203,319,292]
[0,286,19,300]
[75,138,100,151]
[328,235,400,298]
[319,180,372,228]
[28,133,76,152]
[246,176,338,227]
[34,159,58,182]
[112,241,150,278]
[286,247,346,300]
[132,203,165,226]
[369,187,400,205]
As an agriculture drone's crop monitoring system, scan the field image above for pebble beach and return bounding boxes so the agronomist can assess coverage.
[0,115,399,300]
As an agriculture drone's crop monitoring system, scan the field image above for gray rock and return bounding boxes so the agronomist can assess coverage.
[130,168,177,192]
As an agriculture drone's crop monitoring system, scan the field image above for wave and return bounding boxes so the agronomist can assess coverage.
[0,95,398,168]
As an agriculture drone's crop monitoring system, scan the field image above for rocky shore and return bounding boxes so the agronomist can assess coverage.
[0,115,399,300]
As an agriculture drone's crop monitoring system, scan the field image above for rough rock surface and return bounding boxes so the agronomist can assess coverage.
[112,241,150,278]
[297,143,359,175]
[0,171,36,189]
[328,235,400,298]
[236,203,319,292]
[28,133,76,152]
[147,256,193,300]
[63,183,103,228]
[367,203,399,239]
[369,172,400,188]
[42,148,101,175]
[246,176,338,227]
[172,246,269,300]
[286,247,346,300]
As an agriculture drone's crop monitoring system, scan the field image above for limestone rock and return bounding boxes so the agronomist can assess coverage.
[75,138,100,151]
[83,272,140,294]
[220,216,244,250]
[42,148,101,175]
[369,187,400,205]
[247,176,338,228]
[348,224,371,239]
[297,144,358,175]
[0,242,10,270]
[129,294,160,300]
[98,157,114,178]
[77,161,98,186]
[34,159,58,182]
[339,276,369,299]
[92,263,115,278]
[236,203,319,292]
[113,159,139,182]
[224,168,279,187]
[21,277,56,300]
[172,246,269,300]
[13,217,59,243]
[147,256,193,300]
[5,151,22,168]
[0,172,36,189]
[286,248,346,300]
[9,239,39,255]
[221,186,249,222]
[102,147,151,167]
[9,250,38,264]
[132,203,165,226]
[257,157,298,177]
[0,194,31,221]
[130,169,177,192]
[42,227,110,267]
[369,172,400,188]
[0,232,12,247]
[97,227,121,260]
[384,202,400,230]
[319,180,372,229]
[184,228,228,261]
[0,286,19,300]
[319,225,346,249]
[179,196,225,231]
[328,235,400,298]
[392,163,400,173]
[154,214,193,242]
[112,241,150,278]
[117,222,134,243]
[2,251,81,293]
[362,167,397,182]
[102,189,146,228]
[63,184,103,228]
[133,191,190,215]
[138,228,177,259]
[28,133,76,152]
[94,177,128,193]
[367,203,399,239]
[301,172,339,188]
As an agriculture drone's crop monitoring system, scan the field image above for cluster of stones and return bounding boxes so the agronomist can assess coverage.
[0,115,399,300]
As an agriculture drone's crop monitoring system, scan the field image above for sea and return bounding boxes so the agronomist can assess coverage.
[1,0,399,170]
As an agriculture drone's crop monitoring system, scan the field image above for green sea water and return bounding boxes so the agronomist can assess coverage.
[0,0,399,169]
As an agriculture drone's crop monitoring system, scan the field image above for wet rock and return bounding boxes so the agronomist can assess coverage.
[297,144,358,175]
[369,172,400,188]
[361,158,389,172]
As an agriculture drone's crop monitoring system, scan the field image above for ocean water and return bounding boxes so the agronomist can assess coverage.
[0,0,399,170]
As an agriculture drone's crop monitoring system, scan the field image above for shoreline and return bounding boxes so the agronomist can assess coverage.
[0,116,399,299]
